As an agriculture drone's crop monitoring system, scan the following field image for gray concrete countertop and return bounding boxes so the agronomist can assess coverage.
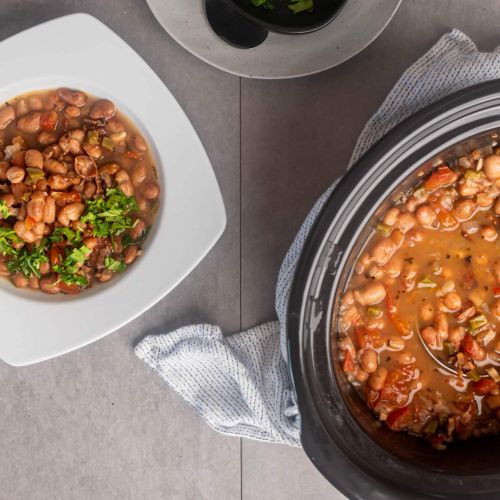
[2,1,500,499]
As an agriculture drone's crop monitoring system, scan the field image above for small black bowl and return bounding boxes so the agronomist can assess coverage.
[205,0,347,49]
[227,0,348,34]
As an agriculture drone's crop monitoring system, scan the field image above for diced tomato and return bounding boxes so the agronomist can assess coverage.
[378,366,415,408]
[58,281,80,295]
[471,378,497,395]
[384,287,410,335]
[354,326,382,349]
[24,215,35,230]
[40,110,58,131]
[493,287,500,298]
[49,244,63,266]
[342,350,355,373]
[461,333,480,358]
[424,166,458,191]
[386,406,413,431]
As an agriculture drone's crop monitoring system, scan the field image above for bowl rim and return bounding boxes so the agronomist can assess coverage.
[287,79,500,498]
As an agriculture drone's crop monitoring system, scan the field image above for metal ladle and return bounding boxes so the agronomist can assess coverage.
[415,326,488,378]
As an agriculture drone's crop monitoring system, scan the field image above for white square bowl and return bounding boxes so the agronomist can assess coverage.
[0,13,226,366]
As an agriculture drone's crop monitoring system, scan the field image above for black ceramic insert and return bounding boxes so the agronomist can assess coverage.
[287,80,500,499]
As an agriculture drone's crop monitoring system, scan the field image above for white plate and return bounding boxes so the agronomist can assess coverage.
[0,14,226,366]
[146,0,401,79]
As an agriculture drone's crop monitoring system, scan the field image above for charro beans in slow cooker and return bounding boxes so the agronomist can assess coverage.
[0,88,159,295]
[338,144,500,449]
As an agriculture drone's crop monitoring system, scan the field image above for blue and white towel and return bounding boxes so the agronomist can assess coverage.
[135,30,500,447]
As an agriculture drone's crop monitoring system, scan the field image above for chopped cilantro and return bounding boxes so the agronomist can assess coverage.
[288,0,313,13]
[0,227,21,256]
[49,227,82,244]
[7,240,49,278]
[251,0,274,9]
[104,256,126,273]
[53,244,91,285]
[0,200,10,219]
[81,188,138,238]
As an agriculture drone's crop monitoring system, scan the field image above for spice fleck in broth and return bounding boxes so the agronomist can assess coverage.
[337,145,500,449]
[0,88,159,294]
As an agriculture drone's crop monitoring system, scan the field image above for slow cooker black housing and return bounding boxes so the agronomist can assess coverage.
[287,81,500,499]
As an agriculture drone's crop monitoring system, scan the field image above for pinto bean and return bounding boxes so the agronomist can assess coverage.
[89,100,116,121]
[11,272,28,288]
[416,205,437,228]
[443,292,462,312]
[395,212,416,233]
[360,349,378,373]
[449,326,465,349]
[371,238,397,267]
[421,326,442,350]
[123,244,138,265]
[44,158,67,175]
[353,367,369,383]
[25,149,44,169]
[57,202,85,226]
[495,198,500,215]
[105,117,125,134]
[74,155,97,179]
[420,303,434,322]
[28,276,40,289]
[435,312,448,340]
[398,351,416,365]
[64,105,81,118]
[368,367,388,391]
[97,269,113,282]
[6,166,25,184]
[40,275,60,294]
[83,181,97,199]
[27,191,45,222]
[28,95,43,111]
[0,105,15,129]
[383,207,399,226]
[17,111,41,133]
[115,169,130,183]
[481,225,498,242]
[14,220,35,243]
[118,181,134,197]
[383,255,403,278]
[83,143,103,159]
[130,218,146,240]
[484,155,500,181]
[136,196,149,213]
[58,88,87,107]
[131,162,147,186]
[42,196,56,224]
[353,282,386,306]
[83,237,98,250]
[111,131,127,143]
[141,181,159,200]
[16,99,29,116]
[130,134,147,152]
[387,336,405,351]
[453,199,477,221]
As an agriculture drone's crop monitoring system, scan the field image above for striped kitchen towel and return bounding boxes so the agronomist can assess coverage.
[135,30,500,447]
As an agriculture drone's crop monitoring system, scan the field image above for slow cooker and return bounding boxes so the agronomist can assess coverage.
[287,80,500,499]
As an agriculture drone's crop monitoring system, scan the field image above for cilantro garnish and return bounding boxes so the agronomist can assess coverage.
[0,227,22,256]
[104,256,126,273]
[49,227,82,244]
[0,200,10,219]
[251,0,274,9]
[6,240,49,278]
[53,244,91,286]
[288,0,313,13]
[81,188,138,238]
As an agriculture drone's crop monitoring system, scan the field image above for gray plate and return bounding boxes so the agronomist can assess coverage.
[146,0,401,79]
